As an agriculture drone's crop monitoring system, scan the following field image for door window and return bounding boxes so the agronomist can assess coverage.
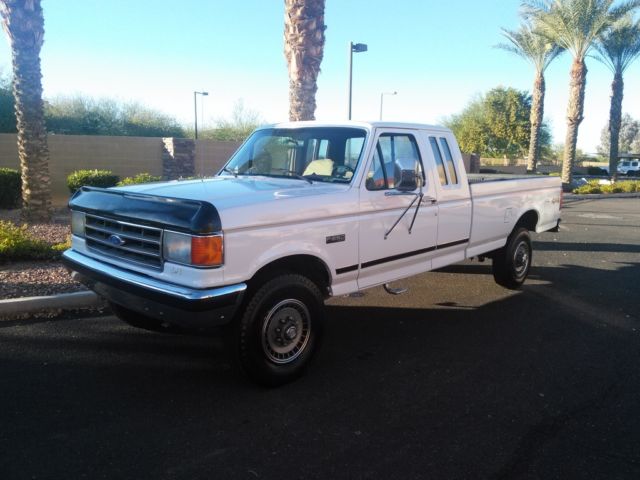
[366,133,423,190]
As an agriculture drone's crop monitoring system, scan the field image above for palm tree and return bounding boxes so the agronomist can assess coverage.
[283,0,326,121]
[498,22,563,172]
[0,0,51,220]
[523,0,640,185]
[594,16,640,179]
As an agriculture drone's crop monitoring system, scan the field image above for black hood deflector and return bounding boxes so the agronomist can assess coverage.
[68,187,221,234]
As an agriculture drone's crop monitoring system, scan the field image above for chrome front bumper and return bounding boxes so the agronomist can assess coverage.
[62,249,246,329]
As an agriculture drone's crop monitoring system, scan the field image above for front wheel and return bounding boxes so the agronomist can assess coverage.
[230,274,324,387]
[492,227,532,290]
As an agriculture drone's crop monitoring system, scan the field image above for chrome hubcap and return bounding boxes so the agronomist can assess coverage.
[262,299,310,365]
[513,241,530,277]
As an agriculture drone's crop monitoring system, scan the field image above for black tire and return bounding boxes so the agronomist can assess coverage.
[230,273,324,387]
[109,302,188,334]
[492,227,532,290]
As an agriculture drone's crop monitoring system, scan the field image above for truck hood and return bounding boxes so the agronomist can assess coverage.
[114,176,356,231]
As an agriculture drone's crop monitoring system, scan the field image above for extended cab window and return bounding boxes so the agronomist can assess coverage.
[366,133,422,191]
[429,137,447,185]
[439,137,458,184]
[429,136,458,185]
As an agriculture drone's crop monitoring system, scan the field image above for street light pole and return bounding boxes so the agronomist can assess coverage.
[348,42,367,120]
[193,91,209,139]
[379,91,397,120]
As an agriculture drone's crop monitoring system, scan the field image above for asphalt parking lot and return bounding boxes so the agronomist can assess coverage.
[1,197,639,480]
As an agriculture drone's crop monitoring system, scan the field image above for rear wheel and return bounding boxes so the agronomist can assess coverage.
[109,302,188,334]
[492,227,532,290]
[229,273,324,387]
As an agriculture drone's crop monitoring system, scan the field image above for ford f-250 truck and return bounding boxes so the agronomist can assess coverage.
[62,121,562,385]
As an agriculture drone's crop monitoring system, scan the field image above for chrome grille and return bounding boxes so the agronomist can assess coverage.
[84,214,163,269]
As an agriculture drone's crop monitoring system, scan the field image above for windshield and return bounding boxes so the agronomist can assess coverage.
[220,127,367,184]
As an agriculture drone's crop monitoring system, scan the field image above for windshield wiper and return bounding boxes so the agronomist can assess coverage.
[270,169,313,184]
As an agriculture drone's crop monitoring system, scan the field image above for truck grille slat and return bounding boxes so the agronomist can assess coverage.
[84,214,163,269]
[86,235,161,258]
[83,223,161,245]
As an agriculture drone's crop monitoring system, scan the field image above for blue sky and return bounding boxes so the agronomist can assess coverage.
[1,0,639,152]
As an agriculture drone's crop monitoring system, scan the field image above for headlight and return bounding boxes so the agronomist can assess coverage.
[163,231,223,267]
[71,211,86,237]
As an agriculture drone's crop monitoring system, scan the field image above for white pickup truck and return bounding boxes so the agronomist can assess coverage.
[63,121,562,385]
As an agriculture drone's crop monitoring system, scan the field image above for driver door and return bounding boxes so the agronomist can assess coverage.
[357,130,438,289]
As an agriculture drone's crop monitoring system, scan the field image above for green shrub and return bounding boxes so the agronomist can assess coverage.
[0,220,52,262]
[51,237,71,254]
[117,172,162,186]
[618,180,640,193]
[573,180,640,194]
[0,168,21,209]
[573,180,600,194]
[44,95,186,137]
[572,185,602,194]
[600,184,621,194]
[67,169,119,193]
[0,221,70,262]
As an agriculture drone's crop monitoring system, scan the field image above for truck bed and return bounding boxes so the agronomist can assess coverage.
[467,173,550,184]
[465,173,561,258]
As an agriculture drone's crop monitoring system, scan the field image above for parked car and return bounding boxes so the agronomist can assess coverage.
[618,159,640,176]
[62,121,562,385]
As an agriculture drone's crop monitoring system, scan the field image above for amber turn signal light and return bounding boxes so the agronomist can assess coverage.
[191,235,223,266]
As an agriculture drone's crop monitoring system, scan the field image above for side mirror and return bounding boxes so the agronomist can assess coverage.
[394,159,422,192]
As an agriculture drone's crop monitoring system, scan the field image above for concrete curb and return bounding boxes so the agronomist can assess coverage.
[0,291,102,320]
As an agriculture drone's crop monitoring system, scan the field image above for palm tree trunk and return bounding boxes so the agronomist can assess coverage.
[527,71,545,173]
[608,71,623,181]
[0,0,51,220]
[283,0,326,121]
[562,58,587,186]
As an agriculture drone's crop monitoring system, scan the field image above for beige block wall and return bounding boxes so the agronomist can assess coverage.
[0,134,242,206]
[195,139,242,176]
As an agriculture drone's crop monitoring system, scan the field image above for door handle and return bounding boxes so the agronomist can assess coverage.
[422,196,437,204]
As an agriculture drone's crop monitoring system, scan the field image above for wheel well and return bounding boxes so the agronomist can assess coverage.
[486,210,538,259]
[516,210,538,231]
[249,255,332,297]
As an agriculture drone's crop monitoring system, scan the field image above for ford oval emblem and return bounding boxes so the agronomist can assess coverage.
[108,234,126,246]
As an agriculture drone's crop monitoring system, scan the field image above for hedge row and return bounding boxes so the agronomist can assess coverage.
[573,180,640,194]
[66,170,162,192]
[0,168,164,209]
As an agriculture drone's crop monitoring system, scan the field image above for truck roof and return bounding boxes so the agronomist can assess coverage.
[260,120,451,132]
